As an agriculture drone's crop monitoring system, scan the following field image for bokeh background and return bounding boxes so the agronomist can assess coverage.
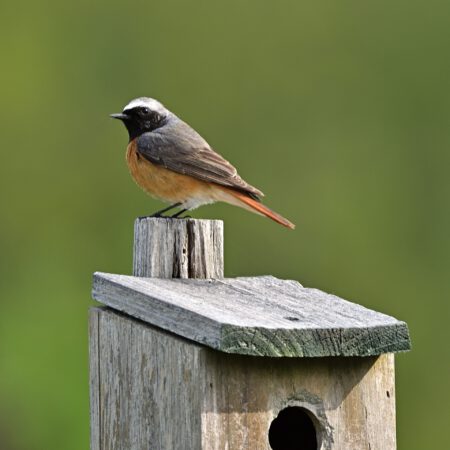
[1,1,449,449]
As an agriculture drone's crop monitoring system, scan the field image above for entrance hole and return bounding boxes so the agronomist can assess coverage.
[268,406,318,450]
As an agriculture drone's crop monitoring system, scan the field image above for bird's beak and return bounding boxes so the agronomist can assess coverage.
[110,113,130,120]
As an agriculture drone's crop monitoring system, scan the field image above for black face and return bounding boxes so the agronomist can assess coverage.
[111,106,165,141]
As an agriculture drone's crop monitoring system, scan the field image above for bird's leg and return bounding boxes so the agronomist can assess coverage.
[142,203,182,218]
[170,208,188,218]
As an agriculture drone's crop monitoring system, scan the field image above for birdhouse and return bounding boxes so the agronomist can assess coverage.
[89,218,410,450]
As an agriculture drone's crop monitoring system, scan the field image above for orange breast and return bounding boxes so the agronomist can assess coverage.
[126,140,212,203]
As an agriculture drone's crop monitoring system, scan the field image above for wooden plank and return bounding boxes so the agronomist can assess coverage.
[92,272,411,357]
[93,307,203,450]
[133,217,224,278]
[91,308,396,449]
[201,351,396,449]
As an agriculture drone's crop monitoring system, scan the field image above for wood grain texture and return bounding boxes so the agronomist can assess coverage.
[90,307,203,450]
[92,272,411,357]
[201,347,396,450]
[133,217,224,278]
[90,307,397,450]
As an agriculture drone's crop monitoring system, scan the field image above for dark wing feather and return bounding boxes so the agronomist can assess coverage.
[136,121,264,199]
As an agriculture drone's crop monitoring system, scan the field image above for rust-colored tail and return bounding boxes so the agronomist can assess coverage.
[226,190,295,229]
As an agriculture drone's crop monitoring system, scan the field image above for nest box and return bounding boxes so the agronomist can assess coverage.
[89,218,410,450]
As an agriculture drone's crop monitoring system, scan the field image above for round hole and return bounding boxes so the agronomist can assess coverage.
[269,406,318,450]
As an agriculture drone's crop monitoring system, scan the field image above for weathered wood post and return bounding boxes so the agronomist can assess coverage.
[90,217,410,450]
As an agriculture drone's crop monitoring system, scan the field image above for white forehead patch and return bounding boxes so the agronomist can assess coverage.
[123,97,167,115]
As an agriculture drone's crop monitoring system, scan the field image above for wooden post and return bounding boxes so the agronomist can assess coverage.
[90,218,410,450]
[133,217,224,278]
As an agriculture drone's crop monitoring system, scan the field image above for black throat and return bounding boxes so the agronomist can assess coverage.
[121,107,166,141]
[124,121,151,142]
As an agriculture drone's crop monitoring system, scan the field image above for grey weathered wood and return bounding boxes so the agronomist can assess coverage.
[90,307,203,450]
[90,216,406,449]
[92,272,411,357]
[90,307,397,450]
[133,217,224,278]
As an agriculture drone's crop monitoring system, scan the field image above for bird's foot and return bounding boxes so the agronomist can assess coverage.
[138,214,162,220]
[139,202,183,220]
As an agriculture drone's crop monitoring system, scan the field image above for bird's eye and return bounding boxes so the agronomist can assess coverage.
[142,107,150,114]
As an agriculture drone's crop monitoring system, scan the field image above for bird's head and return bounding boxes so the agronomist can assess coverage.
[110,97,169,141]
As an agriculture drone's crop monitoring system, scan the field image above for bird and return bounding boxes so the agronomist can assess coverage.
[110,97,295,229]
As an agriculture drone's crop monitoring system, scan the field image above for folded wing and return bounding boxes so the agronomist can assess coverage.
[136,122,264,200]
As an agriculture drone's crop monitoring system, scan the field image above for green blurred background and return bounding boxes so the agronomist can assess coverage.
[0,0,449,448]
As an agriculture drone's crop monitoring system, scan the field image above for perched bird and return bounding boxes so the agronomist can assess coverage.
[111,97,295,229]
